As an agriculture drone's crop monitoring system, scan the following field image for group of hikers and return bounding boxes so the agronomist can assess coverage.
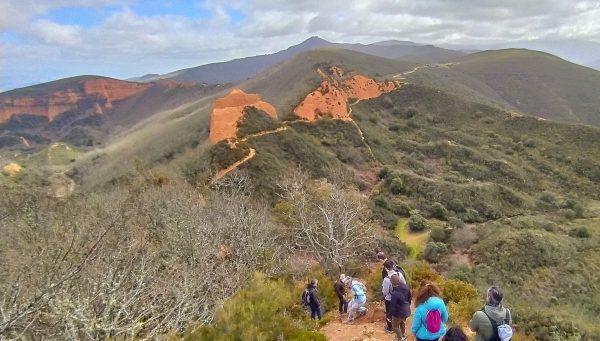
[303,252,513,341]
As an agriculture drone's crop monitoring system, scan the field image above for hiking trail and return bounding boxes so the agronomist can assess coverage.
[320,301,415,341]
[210,148,256,184]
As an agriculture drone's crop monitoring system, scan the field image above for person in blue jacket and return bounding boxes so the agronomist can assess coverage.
[411,281,448,341]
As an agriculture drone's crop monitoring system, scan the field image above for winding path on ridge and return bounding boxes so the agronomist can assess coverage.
[210,126,288,183]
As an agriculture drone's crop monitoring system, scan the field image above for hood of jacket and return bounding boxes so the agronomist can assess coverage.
[422,296,445,311]
[484,304,509,321]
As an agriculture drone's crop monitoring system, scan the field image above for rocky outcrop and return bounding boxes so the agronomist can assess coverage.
[209,89,277,143]
[0,78,151,124]
[294,67,402,121]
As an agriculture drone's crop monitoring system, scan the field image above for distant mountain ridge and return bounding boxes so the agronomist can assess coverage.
[0,76,223,148]
[129,36,465,84]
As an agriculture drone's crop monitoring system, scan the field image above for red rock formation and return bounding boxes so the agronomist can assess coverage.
[294,67,403,121]
[210,89,277,144]
[0,78,150,124]
[294,80,351,121]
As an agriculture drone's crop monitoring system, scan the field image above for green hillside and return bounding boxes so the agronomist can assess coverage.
[3,48,600,340]
[184,82,600,338]
[450,49,600,126]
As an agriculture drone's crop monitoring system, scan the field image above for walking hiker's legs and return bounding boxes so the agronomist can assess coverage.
[384,299,393,330]
[310,305,321,320]
[338,296,347,313]
[347,300,358,321]
[392,316,403,339]
[400,318,406,336]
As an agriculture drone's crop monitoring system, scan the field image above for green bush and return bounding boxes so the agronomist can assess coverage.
[422,242,449,263]
[374,234,409,263]
[390,199,411,217]
[405,262,442,290]
[442,279,478,304]
[462,208,480,223]
[430,226,448,243]
[389,177,405,195]
[559,198,584,218]
[448,217,465,229]
[408,213,428,232]
[237,107,279,137]
[569,226,591,238]
[186,273,324,341]
[429,202,448,220]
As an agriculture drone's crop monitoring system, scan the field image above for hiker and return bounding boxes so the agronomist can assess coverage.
[469,286,513,341]
[334,274,348,314]
[411,281,448,341]
[306,279,322,320]
[389,273,411,341]
[382,260,398,333]
[346,277,368,322]
[377,251,407,284]
[443,327,468,341]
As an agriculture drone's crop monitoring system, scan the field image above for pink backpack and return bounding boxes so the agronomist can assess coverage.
[425,309,442,333]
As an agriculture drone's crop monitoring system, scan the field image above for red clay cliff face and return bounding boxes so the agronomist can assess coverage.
[210,89,277,144]
[294,67,402,121]
[0,78,151,124]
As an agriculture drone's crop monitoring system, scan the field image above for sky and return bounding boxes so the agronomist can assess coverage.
[1,0,600,91]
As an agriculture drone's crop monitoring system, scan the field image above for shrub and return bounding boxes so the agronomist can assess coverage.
[462,208,480,223]
[373,195,389,209]
[442,279,478,304]
[422,242,449,263]
[390,199,411,217]
[569,226,590,238]
[559,198,584,218]
[408,213,428,232]
[389,177,405,195]
[429,202,448,220]
[186,273,324,340]
[430,226,448,243]
[448,217,465,229]
[237,107,279,137]
[405,262,442,290]
[539,191,556,204]
[374,234,408,263]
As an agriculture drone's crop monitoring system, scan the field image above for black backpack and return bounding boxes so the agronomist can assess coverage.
[482,308,512,341]
[394,264,407,283]
[301,288,311,306]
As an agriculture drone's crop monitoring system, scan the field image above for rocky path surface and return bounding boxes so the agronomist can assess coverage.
[321,301,416,341]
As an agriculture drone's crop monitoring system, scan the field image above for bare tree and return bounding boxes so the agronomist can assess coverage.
[0,174,281,340]
[278,175,375,271]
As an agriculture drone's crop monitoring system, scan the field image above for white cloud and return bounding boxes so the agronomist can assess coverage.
[1,0,600,91]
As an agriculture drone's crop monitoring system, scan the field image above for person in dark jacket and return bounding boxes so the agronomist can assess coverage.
[334,274,348,314]
[389,274,411,341]
[307,278,322,320]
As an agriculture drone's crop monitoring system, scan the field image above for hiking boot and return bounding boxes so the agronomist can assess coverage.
[385,327,395,334]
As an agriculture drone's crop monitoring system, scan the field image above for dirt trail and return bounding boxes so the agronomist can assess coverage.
[239,126,288,142]
[347,99,376,161]
[210,148,256,184]
[321,301,416,341]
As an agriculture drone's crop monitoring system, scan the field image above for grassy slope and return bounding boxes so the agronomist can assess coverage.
[241,48,418,116]
[350,84,600,338]
[450,49,600,126]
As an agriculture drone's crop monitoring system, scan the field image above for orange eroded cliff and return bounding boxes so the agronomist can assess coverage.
[0,78,151,123]
[209,89,277,144]
[294,67,402,121]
